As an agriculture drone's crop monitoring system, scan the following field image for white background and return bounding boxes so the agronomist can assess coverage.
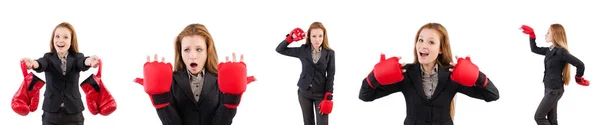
[1,0,598,125]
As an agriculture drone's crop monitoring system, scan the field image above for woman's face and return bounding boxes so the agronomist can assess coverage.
[181,35,208,75]
[53,27,72,54]
[309,28,324,49]
[415,28,442,65]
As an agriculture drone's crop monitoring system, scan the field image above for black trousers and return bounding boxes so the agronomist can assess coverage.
[534,88,564,125]
[298,87,328,125]
[42,107,84,125]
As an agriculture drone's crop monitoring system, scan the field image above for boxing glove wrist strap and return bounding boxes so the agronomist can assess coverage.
[151,92,171,105]
[222,93,241,105]
[474,72,488,88]
[366,73,381,88]
[28,76,44,91]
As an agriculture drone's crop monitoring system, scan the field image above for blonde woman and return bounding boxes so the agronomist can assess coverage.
[359,23,500,125]
[521,24,589,125]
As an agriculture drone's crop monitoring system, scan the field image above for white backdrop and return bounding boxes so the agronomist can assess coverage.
[1,0,598,125]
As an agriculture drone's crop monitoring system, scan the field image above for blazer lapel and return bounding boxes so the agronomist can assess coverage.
[430,67,449,100]
[174,71,196,103]
[544,48,557,63]
[316,49,327,64]
[408,65,428,100]
[197,72,216,104]
[49,53,62,74]
[66,54,76,74]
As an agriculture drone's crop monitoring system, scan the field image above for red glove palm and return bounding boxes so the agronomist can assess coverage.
[520,25,536,38]
[80,60,117,116]
[285,27,306,43]
[134,58,174,109]
[11,61,46,116]
[575,76,590,86]
[218,60,256,109]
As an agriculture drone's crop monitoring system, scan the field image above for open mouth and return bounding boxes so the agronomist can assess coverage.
[57,44,65,48]
[419,51,430,57]
[190,63,198,68]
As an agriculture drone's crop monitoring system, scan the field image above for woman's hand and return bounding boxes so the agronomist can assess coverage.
[85,55,101,68]
[20,58,38,69]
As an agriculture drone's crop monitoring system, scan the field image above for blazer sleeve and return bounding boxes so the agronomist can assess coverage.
[529,38,549,55]
[33,53,51,73]
[456,72,500,102]
[325,50,335,93]
[275,40,301,58]
[558,48,585,77]
[212,84,238,125]
[75,53,91,72]
[358,69,408,102]
[155,81,183,125]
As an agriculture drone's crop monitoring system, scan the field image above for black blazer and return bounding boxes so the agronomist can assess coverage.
[359,64,499,125]
[529,38,585,89]
[276,40,335,94]
[156,70,236,125]
[34,52,91,114]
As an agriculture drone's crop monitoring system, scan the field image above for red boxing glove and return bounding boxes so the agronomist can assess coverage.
[12,61,46,116]
[366,54,405,88]
[134,61,173,109]
[80,61,117,116]
[520,25,536,38]
[218,62,256,109]
[451,56,488,87]
[285,27,306,43]
[575,76,590,86]
[319,92,333,115]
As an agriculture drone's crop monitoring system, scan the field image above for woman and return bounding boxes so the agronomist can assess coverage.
[275,22,335,125]
[358,23,500,125]
[520,24,589,125]
[134,23,256,125]
[18,22,107,125]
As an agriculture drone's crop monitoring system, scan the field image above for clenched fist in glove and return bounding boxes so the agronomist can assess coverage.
[134,54,173,109]
[319,92,333,115]
[575,76,590,86]
[12,61,46,116]
[520,25,536,38]
[218,53,256,109]
[285,27,306,43]
[450,56,488,87]
[80,60,117,116]
[365,53,406,88]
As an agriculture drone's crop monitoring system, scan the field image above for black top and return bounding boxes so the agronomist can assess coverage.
[529,38,585,89]
[155,70,236,125]
[34,52,90,114]
[359,64,499,125]
[276,40,335,95]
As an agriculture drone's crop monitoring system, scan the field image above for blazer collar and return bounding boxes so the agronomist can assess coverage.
[174,69,217,104]
[408,64,450,100]
[49,52,76,75]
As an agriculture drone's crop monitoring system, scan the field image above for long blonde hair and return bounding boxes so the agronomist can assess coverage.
[173,24,219,74]
[549,24,571,85]
[412,23,456,119]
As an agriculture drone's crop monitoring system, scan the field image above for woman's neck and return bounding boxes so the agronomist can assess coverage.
[58,51,67,57]
[421,62,435,74]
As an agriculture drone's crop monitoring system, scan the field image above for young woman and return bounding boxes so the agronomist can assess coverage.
[520,24,589,125]
[134,23,256,125]
[275,22,335,125]
[18,22,112,125]
[358,23,500,125]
